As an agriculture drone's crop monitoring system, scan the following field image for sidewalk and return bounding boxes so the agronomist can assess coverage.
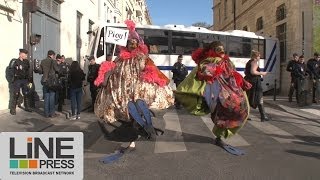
[0,98,103,147]
[264,95,320,119]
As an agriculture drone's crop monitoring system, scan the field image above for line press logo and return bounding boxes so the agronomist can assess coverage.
[0,132,83,180]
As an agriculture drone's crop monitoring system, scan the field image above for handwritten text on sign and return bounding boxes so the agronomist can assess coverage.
[105,27,129,46]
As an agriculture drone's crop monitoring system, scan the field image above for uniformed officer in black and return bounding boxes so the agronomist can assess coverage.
[10,49,33,115]
[171,55,188,109]
[56,54,69,111]
[6,59,23,109]
[87,56,100,112]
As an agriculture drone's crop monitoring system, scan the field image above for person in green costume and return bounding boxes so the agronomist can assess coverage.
[175,41,252,154]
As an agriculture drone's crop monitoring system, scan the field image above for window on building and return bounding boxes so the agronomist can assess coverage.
[224,0,227,19]
[88,20,94,43]
[243,26,248,31]
[76,11,82,62]
[276,4,286,22]
[256,17,263,31]
[276,23,287,62]
[252,39,265,59]
[218,8,221,25]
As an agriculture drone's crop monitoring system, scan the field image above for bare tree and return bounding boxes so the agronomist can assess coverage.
[192,22,211,28]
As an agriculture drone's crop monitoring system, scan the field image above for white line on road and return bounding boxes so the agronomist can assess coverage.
[154,109,187,153]
[248,115,303,143]
[267,107,320,136]
[201,116,250,147]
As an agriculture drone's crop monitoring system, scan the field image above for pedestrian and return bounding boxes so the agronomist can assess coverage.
[171,54,188,109]
[87,56,100,112]
[68,61,85,120]
[292,55,307,104]
[56,54,70,112]
[175,41,251,155]
[244,50,270,122]
[39,50,59,118]
[8,49,33,115]
[306,52,320,103]
[286,53,299,102]
[94,20,174,149]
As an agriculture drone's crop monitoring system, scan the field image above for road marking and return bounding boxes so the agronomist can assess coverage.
[268,107,320,136]
[201,116,250,147]
[154,109,187,153]
[248,115,303,143]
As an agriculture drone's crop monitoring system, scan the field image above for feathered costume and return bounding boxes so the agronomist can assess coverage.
[175,47,251,139]
[94,20,174,123]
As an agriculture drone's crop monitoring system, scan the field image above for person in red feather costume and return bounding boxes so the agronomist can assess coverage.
[94,20,174,126]
[175,41,252,155]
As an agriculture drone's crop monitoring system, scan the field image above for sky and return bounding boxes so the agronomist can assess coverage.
[146,0,213,26]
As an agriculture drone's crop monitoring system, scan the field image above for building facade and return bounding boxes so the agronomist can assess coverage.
[0,0,151,110]
[213,0,319,94]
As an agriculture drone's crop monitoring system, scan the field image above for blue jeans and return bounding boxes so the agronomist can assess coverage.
[70,87,83,116]
[43,85,56,117]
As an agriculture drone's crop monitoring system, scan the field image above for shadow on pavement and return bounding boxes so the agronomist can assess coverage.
[286,150,320,160]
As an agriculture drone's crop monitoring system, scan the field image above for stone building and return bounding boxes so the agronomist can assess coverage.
[213,0,320,94]
[0,0,151,110]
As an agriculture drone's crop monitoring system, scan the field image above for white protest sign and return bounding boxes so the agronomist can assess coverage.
[105,27,129,46]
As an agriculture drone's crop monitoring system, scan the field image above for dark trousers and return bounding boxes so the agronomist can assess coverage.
[11,79,31,113]
[174,81,182,108]
[295,78,305,103]
[8,83,23,109]
[288,79,296,101]
[90,83,98,109]
[312,79,320,102]
[57,87,66,111]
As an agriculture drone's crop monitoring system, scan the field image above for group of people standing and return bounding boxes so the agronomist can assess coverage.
[6,49,97,120]
[287,52,320,104]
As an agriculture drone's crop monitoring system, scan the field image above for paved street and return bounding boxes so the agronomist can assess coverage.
[0,96,319,179]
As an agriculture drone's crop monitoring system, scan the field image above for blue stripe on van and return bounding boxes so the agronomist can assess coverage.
[157,66,194,71]
[264,43,276,71]
[157,66,246,72]
[269,56,277,72]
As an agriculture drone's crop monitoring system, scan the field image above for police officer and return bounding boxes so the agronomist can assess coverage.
[87,56,100,112]
[56,54,69,112]
[307,52,320,103]
[286,53,299,102]
[171,54,188,109]
[10,49,33,115]
[6,59,23,110]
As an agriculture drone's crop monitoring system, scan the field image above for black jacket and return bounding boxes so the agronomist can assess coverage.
[69,69,85,89]
[87,63,100,83]
[307,58,320,79]
[171,62,188,82]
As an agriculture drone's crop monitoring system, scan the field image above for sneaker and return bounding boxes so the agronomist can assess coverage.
[70,115,77,120]
[76,115,80,120]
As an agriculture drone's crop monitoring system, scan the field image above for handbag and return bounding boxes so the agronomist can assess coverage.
[45,60,62,91]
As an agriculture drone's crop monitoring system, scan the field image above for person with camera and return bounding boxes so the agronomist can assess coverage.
[39,50,60,118]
